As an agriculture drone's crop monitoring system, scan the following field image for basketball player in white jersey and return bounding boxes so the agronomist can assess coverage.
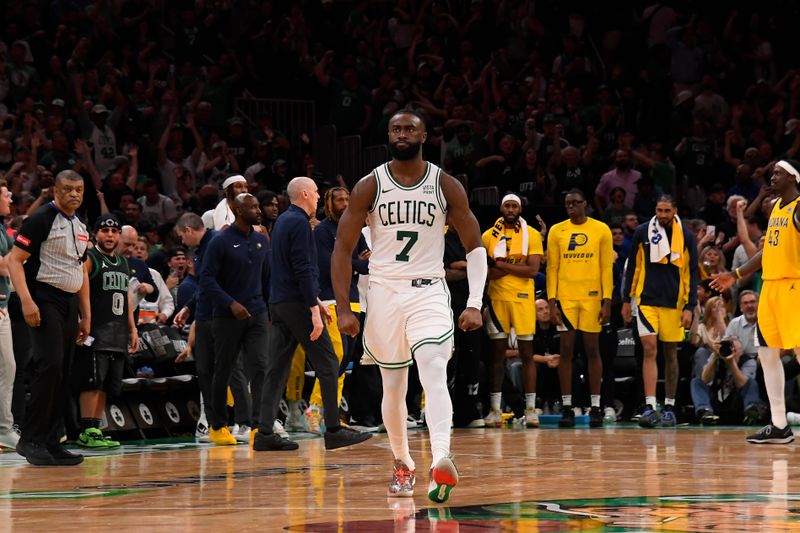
[332,109,487,503]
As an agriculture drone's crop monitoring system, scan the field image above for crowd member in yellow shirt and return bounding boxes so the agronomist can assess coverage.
[547,189,614,427]
[481,194,543,427]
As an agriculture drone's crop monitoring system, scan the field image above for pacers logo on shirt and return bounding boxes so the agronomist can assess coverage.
[567,233,588,251]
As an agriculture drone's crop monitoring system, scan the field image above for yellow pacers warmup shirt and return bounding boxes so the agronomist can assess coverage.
[547,217,614,301]
[762,196,800,280]
[482,225,543,302]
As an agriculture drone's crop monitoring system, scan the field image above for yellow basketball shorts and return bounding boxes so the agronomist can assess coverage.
[555,299,602,333]
[485,298,536,339]
[757,279,800,349]
[636,305,684,343]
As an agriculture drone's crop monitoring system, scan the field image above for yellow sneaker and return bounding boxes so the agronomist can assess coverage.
[250,428,258,449]
[209,426,237,446]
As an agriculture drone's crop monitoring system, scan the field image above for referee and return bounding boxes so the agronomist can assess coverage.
[7,170,91,466]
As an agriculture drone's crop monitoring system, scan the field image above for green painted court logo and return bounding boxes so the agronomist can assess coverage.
[296,494,800,531]
[0,490,142,500]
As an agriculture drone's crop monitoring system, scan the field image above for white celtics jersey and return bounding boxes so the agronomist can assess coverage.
[366,161,447,280]
[90,124,117,177]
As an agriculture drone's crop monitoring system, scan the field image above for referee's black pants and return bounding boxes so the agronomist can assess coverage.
[22,283,78,446]
[257,301,340,434]
[209,312,269,430]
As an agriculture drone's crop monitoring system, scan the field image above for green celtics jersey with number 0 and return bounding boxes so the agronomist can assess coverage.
[367,161,447,279]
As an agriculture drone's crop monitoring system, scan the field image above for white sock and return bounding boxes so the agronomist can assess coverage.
[379,366,414,470]
[646,396,657,409]
[490,392,502,412]
[590,395,600,408]
[664,398,675,406]
[562,395,572,406]
[759,347,787,428]
[416,345,453,468]
[525,393,536,410]
[198,392,207,424]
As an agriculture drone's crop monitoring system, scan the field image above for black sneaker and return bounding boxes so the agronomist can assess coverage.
[558,405,576,428]
[588,407,603,428]
[698,409,719,426]
[253,431,299,451]
[746,424,794,444]
[324,426,372,450]
[16,441,57,466]
[46,444,84,465]
[742,404,765,426]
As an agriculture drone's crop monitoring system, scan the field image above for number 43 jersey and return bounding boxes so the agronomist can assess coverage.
[762,196,800,280]
[366,161,447,280]
[87,247,131,353]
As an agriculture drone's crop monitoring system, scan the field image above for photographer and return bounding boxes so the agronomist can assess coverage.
[691,290,763,425]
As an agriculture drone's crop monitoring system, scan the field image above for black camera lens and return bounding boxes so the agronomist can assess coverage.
[719,340,733,357]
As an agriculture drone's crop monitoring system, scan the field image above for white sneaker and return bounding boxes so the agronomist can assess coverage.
[483,408,503,427]
[787,412,800,426]
[0,429,20,449]
[233,424,251,443]
[466,418,485,428]
[406,415,419,429]
[603,406,617,423]
[273,420,290,439]
[525,407,540,428]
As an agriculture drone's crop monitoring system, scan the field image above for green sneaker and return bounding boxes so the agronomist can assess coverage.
[102,433,121,449]
[78,428,120,449]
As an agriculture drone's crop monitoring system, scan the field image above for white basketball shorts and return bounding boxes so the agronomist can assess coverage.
[363,277,454,368]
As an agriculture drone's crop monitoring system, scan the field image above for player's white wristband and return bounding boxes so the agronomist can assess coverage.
[466,247,488,310]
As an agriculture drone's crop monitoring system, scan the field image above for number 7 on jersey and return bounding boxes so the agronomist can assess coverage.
[395,230,418,262]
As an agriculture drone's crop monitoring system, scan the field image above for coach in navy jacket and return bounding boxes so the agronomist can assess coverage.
[200,193,269,443]
[254,177,369,451]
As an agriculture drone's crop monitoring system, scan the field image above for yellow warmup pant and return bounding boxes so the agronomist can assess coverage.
[285,303,360,407]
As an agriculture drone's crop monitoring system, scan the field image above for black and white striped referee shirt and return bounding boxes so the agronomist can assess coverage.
[14,202,90,294]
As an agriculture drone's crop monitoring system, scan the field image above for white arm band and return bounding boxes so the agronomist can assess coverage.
[465,247,488,310]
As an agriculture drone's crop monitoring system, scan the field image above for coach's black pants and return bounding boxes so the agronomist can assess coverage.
[22,283,78,446]
[209,312,269,430]
[257,302,340,434]
[194,319,253,427]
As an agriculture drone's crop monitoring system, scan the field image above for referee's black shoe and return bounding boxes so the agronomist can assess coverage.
[324,426,372,450]
[16,441,54,465]
[16,441,82,466]
[47,444,84,465]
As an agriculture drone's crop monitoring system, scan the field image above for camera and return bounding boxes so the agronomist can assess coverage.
[719,339,734,357]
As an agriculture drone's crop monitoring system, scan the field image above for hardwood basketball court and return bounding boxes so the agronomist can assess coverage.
[2,425,798,531]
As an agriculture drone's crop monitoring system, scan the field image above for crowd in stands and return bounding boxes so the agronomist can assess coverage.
[3,0,800,441]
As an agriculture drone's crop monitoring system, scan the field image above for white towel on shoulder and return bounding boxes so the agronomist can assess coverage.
[648,214,681,263]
